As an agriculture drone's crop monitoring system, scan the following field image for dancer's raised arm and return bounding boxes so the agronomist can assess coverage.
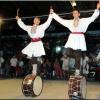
[40,8,53,30]
[16,9,29,31]
[86,2,100,23]
[51,8,70,28]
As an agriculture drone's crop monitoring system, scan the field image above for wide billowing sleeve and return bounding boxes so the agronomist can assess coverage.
[40,14,53,30]
[87,9,99,23]
[17,19,29,31]
[52,12,69,28]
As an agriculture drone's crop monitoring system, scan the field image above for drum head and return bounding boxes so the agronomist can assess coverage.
[33,76,43,96]
[80,77,87,99]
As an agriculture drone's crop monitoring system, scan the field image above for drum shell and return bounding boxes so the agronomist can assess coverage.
[68,75,86,98]
[22,74,43,97]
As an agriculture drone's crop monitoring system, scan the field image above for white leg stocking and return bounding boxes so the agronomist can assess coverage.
[32,64,37,75]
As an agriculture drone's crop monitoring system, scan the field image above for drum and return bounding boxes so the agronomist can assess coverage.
[22,74,43,97]
[68,75,87,99]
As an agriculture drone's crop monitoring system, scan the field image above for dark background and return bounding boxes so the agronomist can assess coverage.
[0,1,100,36]
[0,1,100,56]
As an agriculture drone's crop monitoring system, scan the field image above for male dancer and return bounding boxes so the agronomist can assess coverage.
[51,3,100,75]
[16,9,53,76]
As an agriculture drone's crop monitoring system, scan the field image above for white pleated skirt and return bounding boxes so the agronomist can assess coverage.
[22,41,45,58]
[64,33,87,51]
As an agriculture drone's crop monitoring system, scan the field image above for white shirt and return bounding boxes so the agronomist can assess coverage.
[82,56,89,67]
[81,56,89,74]
[61,57,69,67]
[0,57,4,67]
[52,9,99,33]
[18,61,24,67]
[10,57,18,67]
[96,52,100,61]
[17,14,52,38]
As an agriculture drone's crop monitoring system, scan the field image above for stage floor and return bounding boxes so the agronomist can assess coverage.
[0,79,100,99]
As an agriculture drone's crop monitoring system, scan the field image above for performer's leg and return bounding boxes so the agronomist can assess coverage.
[63,48,76,76]
[74,50,82,75]
[31,57,42,76]
[63,48,76,58]
[37,57,43,75]
[63,48,82,75]
[75,50,82,69]
[18,52,27,59]
[30,57,38,76]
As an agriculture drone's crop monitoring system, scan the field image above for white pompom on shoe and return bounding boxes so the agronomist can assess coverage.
[75,69,80,76]
[73,92,78,96]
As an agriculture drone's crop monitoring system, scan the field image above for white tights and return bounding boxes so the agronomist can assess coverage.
[32,64,37,75]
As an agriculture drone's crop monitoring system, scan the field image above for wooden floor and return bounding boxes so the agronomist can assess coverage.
[0,79,100,99]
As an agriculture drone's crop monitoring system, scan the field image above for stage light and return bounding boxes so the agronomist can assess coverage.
[0,17,3,32]
[72,2,76,7]
[0,17,3,24]
[70,0,77,7]
[56,46,62,53]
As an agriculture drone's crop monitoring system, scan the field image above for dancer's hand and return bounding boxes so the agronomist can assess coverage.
[16,8,20,21]
[50,6,54,14]
[97,2,100,10]
[16,16,20,21]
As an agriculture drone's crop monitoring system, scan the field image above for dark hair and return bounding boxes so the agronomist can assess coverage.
[72,8,80,13]
[35,16,40,19]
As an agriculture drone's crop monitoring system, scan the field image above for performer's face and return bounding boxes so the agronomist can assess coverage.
[33,17,40,25]
[72,10,80,19]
